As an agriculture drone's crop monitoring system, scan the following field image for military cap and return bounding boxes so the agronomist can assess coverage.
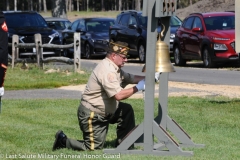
[108,41,130,56]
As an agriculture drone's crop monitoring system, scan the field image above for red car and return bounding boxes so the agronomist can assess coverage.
[173,12,237,68]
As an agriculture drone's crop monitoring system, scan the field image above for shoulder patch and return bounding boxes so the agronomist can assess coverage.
[1,21,8,32]
[107,72,117,83]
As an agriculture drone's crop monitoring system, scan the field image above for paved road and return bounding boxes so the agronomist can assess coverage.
[80,59,240,86]
[3,59,240,99]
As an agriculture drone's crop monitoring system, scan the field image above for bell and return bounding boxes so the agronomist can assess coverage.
[155,33,175,73]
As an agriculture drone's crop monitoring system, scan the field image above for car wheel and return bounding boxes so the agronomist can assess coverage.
[138,43,146,63]
[62,42,69,57]
[85,43,92,59]
[203,47,214,68]
[174,45,186,66]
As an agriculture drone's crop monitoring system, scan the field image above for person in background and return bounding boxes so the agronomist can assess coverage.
[52,41,145,151]
[0,11,8,97]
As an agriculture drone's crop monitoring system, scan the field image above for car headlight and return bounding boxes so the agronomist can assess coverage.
[214,43,227,50]
[170,33,175,39]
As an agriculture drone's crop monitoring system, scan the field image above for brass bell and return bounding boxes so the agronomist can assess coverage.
[155,24,175,73]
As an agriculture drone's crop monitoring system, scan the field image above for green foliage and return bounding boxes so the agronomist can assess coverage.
[0,96,240,159]
[4,64,90,90]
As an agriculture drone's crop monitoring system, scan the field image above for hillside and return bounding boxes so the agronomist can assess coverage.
[176,0,235,20]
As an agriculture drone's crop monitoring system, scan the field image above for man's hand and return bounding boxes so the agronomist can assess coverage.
[155,72,160,82]
[0,87,4,96]
[136,79,145,91]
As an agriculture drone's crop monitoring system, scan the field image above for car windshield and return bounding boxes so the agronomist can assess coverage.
[5,13,48,28]
[47,21,71,30]
[204,16,235,30]
[138,13,181,28]
[86,20,114,32]
[170,16,182,26]
[138,14,148,28]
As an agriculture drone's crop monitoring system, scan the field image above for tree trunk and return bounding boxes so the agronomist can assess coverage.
[92,0,95,11]
[82,0,85,11]
[77,0,79,11]
[115,0,117,11]
[30,0,33,11]
[87,0,89,12]
[6,0,9,10]
[68,0,71,12]
[52,0,67,18]
[132,0,135,10]
[101,0,105,11]
[119,0,122,11]
[14,0,17,11]
[39,0,42,12]
[65,0,68,11]
[43,0,47,12]
[135,0,140,11]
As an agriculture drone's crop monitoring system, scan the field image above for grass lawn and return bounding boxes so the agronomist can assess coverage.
[4,64,91,90]
[0,96,239,160]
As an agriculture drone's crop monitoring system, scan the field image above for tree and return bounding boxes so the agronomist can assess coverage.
[14,0,17,11]
[101,0,105,11]
[76,0,79,11]
[119,0,122,11]
[43,0,47,12]
[135,0,140,11]
[6,0,10,10]
[38,0,42,12]
[68,0,72,12]
[87,0,89,12]
[52,0,67,18]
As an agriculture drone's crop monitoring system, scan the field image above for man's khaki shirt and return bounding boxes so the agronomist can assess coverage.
[81,58,134,115]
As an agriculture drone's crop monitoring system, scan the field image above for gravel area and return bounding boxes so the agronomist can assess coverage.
[4,81,240,99]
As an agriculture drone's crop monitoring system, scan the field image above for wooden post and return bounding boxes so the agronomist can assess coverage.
[34,34,43,68]
[74,32,81,72]
[11,35,19,69]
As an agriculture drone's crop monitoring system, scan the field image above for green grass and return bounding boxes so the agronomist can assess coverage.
[4,64,90,90]
[0,96,239,159]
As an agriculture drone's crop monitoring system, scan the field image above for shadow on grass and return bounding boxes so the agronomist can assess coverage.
[207,99,240,104]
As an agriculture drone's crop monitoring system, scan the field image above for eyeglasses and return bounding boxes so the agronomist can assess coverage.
[116,54,128,60]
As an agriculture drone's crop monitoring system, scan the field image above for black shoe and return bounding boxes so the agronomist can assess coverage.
[52,130,67,151]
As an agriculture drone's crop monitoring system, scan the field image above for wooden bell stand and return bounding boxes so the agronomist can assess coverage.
[104,0,204,156]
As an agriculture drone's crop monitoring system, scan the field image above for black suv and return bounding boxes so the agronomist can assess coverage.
[3,11,61,57]
[110,10,147,62]
[110,10,182,62]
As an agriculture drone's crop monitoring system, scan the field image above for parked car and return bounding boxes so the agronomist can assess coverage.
[3,11,61,57]
[109,10,182,63]
[62,17,115,58]
[158,16,182,56]
[44,17,71,31]
[173,11,236,68]
[45,17,71,55]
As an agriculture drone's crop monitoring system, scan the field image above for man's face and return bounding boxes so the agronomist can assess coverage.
[113,53,128,68]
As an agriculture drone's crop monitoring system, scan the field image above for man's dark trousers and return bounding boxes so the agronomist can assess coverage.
[66,102,135,150]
